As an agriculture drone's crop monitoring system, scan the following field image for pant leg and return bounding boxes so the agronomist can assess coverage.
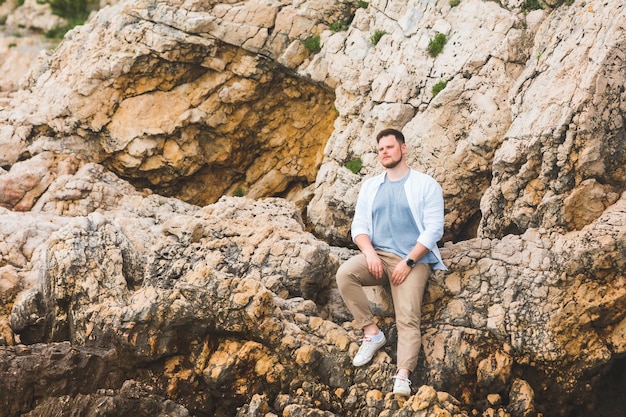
[384,255,431,372]
[336,253,389,329]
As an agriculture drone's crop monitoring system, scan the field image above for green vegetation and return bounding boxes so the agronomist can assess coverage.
[304,35,321,53]
[45,24,74,39]
[346,157,363,174]
[370,29,387,46]
[233,187,246,197]
[432,79,447,97]
[330,20,349,33]
[38,0,100,38]
[428,32,447,57]
[522,0,573,13]
[357,0,369,8]
[47,0,97,21]
[450,0,461,7]
[524,0,543,10]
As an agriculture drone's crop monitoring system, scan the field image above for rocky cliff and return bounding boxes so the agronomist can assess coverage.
[0,0,624,416]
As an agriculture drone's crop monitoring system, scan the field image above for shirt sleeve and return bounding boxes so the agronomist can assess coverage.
[351,178,373,241]
[415,177,445,250]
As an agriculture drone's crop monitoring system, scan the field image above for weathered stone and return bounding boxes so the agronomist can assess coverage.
[0,0,625,416]
[508,379,535,417]
[0,342,133,417]
[21,379,190,417]
[477,351,513,393]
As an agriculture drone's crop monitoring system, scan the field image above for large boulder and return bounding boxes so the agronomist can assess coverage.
[0,0,624,416]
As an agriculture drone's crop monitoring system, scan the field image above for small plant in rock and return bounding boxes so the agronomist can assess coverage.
[38,0,100,38]
[357,0,369,8]
[524,0,543,10]
[432,79,448,97]
[450,0,461,6]
[233,187,246,197]
[346,157,363,174]
[370,29,387,46]
[47,0,99,22]
[304,35,321,53]
[428,32,447,57]
[330,20,349,33]
[45,24,75,39]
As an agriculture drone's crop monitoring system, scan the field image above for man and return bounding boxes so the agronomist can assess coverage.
[336,128,446,396]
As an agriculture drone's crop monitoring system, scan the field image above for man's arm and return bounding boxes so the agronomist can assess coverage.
[416,179,445,250]
[354,234,384,279]
[406,242,430,264]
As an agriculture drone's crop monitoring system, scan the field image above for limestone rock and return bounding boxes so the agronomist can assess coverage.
[0,0,625,416]
[5,0,66,33]
[1,0,339,208]
[478,0,626,238]
[508,379,535,417]
[0,342,128,417]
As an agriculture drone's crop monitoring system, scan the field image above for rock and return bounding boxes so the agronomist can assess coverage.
[1,0,339,210]
[5,0,66,32]
[21,379,190,417]
[508,379,535,417]
[477,351,513,393]
[0,0,624,416]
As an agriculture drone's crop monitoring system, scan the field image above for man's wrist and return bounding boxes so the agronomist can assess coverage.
[404,257,416,268]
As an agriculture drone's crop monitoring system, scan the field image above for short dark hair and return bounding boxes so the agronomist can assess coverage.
[376,128,405,144]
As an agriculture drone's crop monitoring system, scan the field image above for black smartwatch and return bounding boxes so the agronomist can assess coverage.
[405,257,416,268]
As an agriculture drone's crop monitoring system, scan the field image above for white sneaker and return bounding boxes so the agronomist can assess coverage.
[392,376,412,396]
[352,332,386,367]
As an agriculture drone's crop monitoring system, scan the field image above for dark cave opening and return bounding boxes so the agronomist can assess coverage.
[514,356,626,417]
[452,209,482,242]
[572,356,626,417]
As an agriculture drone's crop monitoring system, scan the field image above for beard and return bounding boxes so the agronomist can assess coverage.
[381,156,402,169]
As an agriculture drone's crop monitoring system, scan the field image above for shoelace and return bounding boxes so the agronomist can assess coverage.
[359,334,382,345]
[393,375,412,385]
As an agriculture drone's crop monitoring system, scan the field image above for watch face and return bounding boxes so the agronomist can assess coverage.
[406,258,415,267]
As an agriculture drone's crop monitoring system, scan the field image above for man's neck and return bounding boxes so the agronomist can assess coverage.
[385,163,410,181]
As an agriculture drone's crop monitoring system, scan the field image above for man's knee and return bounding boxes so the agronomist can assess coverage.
[335,262,351,291]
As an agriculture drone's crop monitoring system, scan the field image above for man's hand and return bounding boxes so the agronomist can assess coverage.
[354,234,385,279]
[391,261,411,285]
[365,252,384,279]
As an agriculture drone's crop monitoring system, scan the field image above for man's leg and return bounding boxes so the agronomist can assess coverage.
[336,253,388,366]
[336,253,384,329]
[388,261,430,372]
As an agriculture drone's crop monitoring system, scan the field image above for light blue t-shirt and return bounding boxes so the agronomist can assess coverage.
[371,173,438,264]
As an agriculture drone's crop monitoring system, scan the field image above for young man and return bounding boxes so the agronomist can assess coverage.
[336,128,446,396]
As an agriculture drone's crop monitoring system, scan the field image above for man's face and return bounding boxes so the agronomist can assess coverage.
[377,135,405,169]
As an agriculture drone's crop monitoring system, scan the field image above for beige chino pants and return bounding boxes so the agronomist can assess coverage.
[336,250,431,372]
